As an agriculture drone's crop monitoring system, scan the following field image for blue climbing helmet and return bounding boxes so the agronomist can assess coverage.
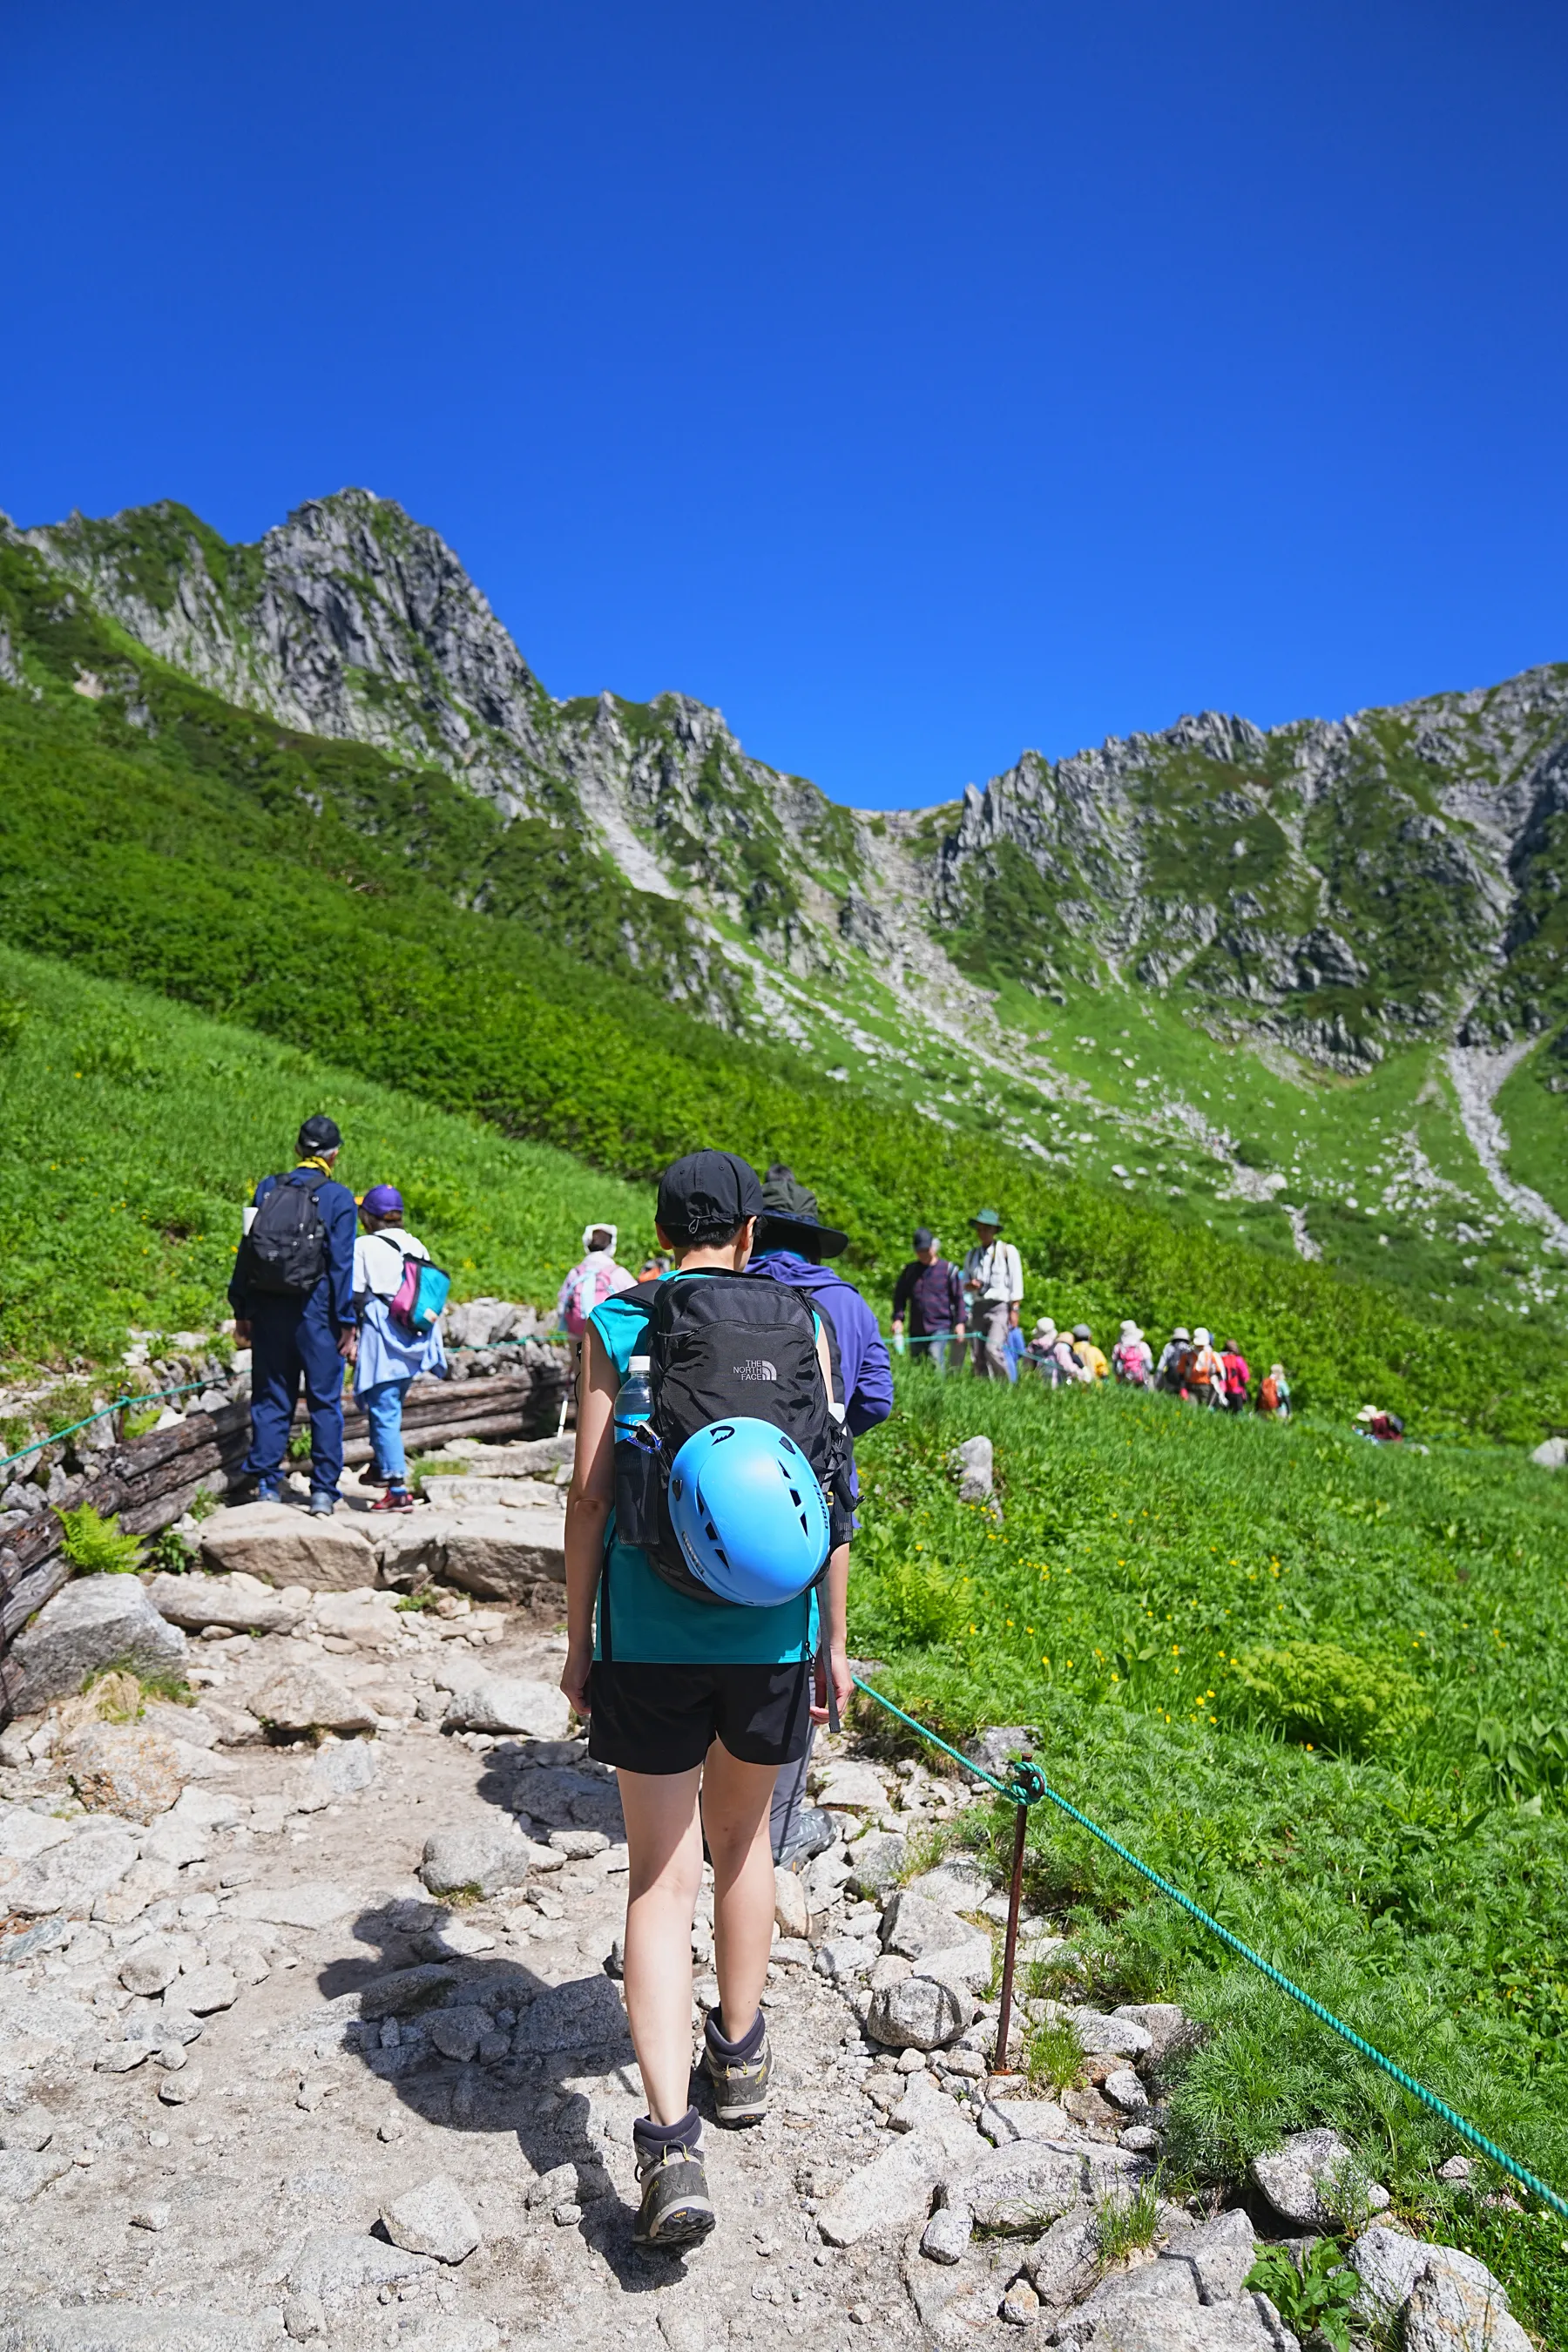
[666,1417,831,1606]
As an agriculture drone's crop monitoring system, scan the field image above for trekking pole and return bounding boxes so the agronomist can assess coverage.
[993,1748,1047,2075]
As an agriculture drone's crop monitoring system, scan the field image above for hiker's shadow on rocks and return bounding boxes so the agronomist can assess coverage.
[323,1740,693,2290]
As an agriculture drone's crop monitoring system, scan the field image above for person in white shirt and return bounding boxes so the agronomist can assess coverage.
[352,1184,447,1512]
[961,1210,1024,1380]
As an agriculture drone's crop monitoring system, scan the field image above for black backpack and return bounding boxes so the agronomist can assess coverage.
[242,1171,330,1297]
[614,1271,851,1606]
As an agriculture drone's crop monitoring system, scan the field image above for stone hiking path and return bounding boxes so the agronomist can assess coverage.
[0,1454,1534,2352]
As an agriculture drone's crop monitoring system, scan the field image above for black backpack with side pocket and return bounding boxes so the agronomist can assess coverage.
[613,1270,853,1605]
[241,1170,331,1297]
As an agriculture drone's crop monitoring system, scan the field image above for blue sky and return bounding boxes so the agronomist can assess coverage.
[3,2,1565,808]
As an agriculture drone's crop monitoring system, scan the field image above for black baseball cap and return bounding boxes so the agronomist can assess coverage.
[913,1227,936,1251]
[655,1149,764,1242]
[297,1114,342,1154]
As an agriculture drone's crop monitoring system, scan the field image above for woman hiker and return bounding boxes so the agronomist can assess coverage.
[351,1184,447,1511]
[561,1149,853,2251]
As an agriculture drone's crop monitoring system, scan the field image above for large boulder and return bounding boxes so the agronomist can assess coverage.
[962,2139,1088,2234]
[245,1661,376,1736]
[1403,2261,1529,2352]
[1348,2221,1515,2335]
[1531,1436,1566,1470]
[442,1678,572,1739]
[844,1830,908,1901]
[438,1511,566,1600]
[963,1726,1039,1782]
[145,1571,293,1634]
[6,1578,188,1714]
[307,1589,404,1646]
[198,1503,376,1591]
[65,1722,184,1821]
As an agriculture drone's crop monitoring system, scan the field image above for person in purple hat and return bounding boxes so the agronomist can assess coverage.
[351,1184,448,1512]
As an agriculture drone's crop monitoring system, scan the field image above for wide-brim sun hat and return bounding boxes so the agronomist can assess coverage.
[1119,1321,1142,1341]
[752,1162,848,1258]
[1194,1327,1212,1346]
[1171,1326,1191,1342]
[1031,1318,1057,1342]
[970,1207,1003,1227]
[1355,1403,1382,1423]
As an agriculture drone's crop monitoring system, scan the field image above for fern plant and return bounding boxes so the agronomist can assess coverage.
[58,1504,145,1575]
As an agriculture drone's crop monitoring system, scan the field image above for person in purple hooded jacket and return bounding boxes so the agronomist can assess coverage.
[749,1164,893,1864]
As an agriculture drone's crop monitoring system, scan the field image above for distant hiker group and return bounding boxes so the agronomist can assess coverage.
[888,1211,1291,1416]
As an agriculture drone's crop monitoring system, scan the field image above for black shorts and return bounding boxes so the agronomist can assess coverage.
[586,1659,814,1776]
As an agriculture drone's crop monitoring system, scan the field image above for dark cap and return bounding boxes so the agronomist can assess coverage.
[297,1114,342,1154]
[656,1149,764,1242]
[913,1227,935,1251]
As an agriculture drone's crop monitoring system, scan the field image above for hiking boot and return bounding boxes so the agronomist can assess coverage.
[253,1478,283,1505]
[369,1487,415,1514]
[307,1490,336,1518]
[632,2126,715,2251]
[702,2014,772,2126]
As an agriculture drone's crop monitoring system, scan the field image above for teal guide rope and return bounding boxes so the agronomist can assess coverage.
[851,1673,1568,2221]
[0,1382,213,1477]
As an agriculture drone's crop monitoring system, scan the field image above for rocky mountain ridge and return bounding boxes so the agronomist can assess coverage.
[15,490,1568,1073]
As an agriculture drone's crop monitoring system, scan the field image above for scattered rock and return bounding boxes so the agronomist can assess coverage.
[65,1723,184,1822]
[174,1964,238,2015]
[511,1973,632,2055]
[1164,2207,1258,2305]
[843,1830,908,1902]
[247,1662,376,1737]
[1111,2000,1188,2060]
[0,1813,74,1862]
[7,1821,140,1916]
[129,2202,171,2233]
[963,1727,1037,1782]
[287,2227,434,2311]
[119,1940,181,1997]
[921,2204,973,2263]
[379,2174,482,2264]
[359,1965,460,2020]
[158,2065,202,2105]
[774,1867,809,1941]
[146,1571,293,1634]
[881,1889,977,1960]
[0,2147,72,2202]
[1102,2065,1149,2113]
[0,2105,56,2151]
[1070,2010,1153,2059]
[0,2312,265,2352]
[1250,2128,1389,2229]
[6,1578,188,1715]
[815,2105,980,2247]
[979,2099,1070,2145]
[866,1974,967,2051]
[814,1936,881,1983]
[199,1504,377,1591]
[948,1436,994,1503]
[299,1736,378,1805]
[1347,2222,1504,2328]
[1022,2204,1099,2310]
[1000,2278,1040,2327]
[441,1678,571,1738]
[814,1761,889,1813]
[420,1821,531,1897]
[1436,2155,1473,2185]
[914,1942,995,1999]
[1053,2254,1200,2344]
[227,1882,359,1930]
[1530,1436,1566,1470]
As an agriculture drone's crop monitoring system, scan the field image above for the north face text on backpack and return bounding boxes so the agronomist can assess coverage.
[736,1360,779,1382]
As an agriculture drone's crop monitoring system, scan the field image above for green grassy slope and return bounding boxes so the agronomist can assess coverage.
[851,1371,1568,2324]
[0,947,650,1368]
[0,542,1562,1441]
[1497,1035,1568,1227]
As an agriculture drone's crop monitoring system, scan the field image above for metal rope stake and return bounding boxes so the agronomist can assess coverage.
[849,1675,1568,2220]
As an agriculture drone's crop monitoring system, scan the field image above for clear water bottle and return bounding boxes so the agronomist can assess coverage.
[614,1355,652,1443]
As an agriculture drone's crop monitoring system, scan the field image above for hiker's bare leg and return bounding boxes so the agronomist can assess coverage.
[617,1764,703,2124]
[700,1741,779,2043]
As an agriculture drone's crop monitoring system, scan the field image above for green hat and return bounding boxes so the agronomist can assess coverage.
[970,1206,1003,1228]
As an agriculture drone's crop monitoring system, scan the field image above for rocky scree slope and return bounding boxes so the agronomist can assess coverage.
[0,1538,1529,2352]
[17,493,1568,1078]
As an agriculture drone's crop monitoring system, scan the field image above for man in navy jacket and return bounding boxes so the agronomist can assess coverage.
[750,1165,893,1862]
[228,1115,358,1516]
